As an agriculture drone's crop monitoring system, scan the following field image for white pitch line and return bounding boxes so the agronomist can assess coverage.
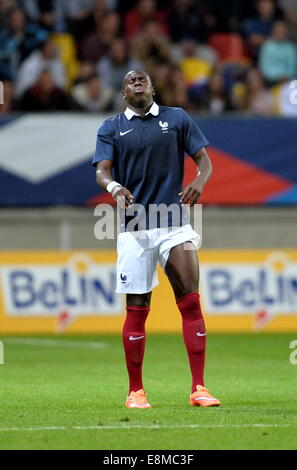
[2,338,106,349]
[0,423,294,432]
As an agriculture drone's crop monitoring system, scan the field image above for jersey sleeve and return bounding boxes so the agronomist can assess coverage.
[181,109,209,157]
[92,119,116,167]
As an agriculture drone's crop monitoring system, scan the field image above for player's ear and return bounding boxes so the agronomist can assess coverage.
[152,87,156,96]
[122,90,126,101]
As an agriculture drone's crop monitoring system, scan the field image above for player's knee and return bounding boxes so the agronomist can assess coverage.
[177,292,204,321]
[126,293,151,308]
[172,275,198,300]
[178,286,198,299]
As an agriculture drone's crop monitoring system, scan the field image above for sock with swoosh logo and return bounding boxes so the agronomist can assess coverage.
[176,292,206,392]
[123,306,150,394]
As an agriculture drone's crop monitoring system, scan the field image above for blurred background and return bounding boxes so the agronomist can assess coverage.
[1,0,297,115]
[0,0,297,335]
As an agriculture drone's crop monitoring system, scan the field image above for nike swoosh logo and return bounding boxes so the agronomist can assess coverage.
[194,397,215,401]
[197,332,206,336]
[129,335,145,341]
[120,129,133,136]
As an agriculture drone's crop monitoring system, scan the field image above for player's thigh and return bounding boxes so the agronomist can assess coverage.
[165,242,199,299]
[126,292,152,308]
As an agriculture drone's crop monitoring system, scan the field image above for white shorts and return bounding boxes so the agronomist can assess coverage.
[116,224,200,294]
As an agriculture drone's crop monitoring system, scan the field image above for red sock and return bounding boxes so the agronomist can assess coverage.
[122,306,150,394]
[176,292,206,393]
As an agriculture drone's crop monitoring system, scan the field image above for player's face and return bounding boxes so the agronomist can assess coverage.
[123,71,154,108]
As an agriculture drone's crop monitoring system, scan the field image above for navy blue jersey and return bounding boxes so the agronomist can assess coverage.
[92,103,209,230]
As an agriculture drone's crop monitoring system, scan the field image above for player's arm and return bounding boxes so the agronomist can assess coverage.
[179,148,213,206]
[96,160,134,209]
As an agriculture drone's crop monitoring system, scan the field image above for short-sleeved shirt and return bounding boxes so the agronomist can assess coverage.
[92,103,209,230]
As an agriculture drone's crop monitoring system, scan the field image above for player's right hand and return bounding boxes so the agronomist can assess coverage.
[111,185,134,209]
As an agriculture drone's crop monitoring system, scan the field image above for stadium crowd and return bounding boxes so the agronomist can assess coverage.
[0,0,297,115]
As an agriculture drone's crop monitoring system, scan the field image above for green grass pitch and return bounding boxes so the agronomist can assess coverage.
[0,333,296,450]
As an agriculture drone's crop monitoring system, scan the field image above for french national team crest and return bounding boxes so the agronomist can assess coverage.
[159,121,169,133]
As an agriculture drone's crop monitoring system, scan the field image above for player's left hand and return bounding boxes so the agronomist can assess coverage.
[179,179,204,206]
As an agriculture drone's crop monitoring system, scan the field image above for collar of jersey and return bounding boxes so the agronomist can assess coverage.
[124,102,159,120]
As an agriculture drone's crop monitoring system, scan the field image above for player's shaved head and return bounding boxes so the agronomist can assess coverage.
[122,70,152,90]
[122,69,155,110]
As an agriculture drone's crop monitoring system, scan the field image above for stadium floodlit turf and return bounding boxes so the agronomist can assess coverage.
[0,333,296,450]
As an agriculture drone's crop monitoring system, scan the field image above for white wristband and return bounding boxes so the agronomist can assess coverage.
[106,181,121,194]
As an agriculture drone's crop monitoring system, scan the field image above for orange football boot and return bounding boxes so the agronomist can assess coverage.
[190,385,221,407]
[125,389,152,409]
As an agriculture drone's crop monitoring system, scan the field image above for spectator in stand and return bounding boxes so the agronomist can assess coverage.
[278,0,297,42]
[0,78,16,113]
[151,62,174,106]
[259,20,297,85]
[200,0,255,33]
[97,38,140,90]
[80,11,120,63]
[245,68,274,115]
[169,64,191,109]
[196,70,232,114]
[16,37,66,98]
[54,0,96,41]
[124,0,168,40]
[21,0,117,33]
[18,69,80,111]
[167,0,211,43]
[132,20,171,76]
[71,73,113,111]
[178,39,213,100]
[243,0,278,59]
[97,38,141,111]
[92,0,110,25]
[0,8,48,80]
[20,0,56,31]
[91,0,117,13]
[152,62,190,109]
[0,0,17,29]
[73,60,96,85]
[171,37,218,67]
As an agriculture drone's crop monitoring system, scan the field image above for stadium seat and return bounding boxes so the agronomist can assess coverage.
[208,33,250,64]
